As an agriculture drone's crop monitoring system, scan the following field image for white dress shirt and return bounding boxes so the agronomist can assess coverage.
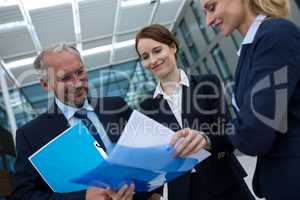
[153,70,190,128]
[55,98,114,153]
[153,70,193,194]
[237,14,267,56]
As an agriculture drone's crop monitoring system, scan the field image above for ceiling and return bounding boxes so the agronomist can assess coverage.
[0,0,186,89]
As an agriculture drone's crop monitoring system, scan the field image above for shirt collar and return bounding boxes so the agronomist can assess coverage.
[237,14,266,56]
[55,97,94,121]
[153,69,190,99]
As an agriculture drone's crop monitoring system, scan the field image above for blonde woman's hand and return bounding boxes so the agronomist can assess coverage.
[170,128,209,157]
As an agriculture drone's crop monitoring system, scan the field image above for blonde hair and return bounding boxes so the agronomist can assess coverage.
[247,0,290,18]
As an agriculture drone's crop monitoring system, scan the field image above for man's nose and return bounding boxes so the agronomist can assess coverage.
[73,74,82,86]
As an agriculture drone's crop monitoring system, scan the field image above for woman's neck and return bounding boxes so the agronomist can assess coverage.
[238,10,257,37]
[160,69,181,96]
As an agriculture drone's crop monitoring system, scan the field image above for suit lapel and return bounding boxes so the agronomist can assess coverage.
[89,97,119,143]
[45,98,119,144]
[155,95,181,132]
[44,103,70,142]
[181,76,211,130]
[234,44,253,107]
[182,75,201,129]
[181,83,191,129]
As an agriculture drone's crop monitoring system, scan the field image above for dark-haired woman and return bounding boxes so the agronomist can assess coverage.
[135,24,254,200]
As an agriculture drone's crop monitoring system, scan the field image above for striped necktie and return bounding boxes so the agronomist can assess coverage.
[74,108,106,151]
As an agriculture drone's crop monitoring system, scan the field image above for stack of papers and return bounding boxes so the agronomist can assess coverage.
[29,110,210,192]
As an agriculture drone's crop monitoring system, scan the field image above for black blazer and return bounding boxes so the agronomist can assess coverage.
[12,97,148,200]
[139,75,253,200]
[225,18,300,199]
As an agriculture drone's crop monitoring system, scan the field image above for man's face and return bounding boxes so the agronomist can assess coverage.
[41,50,88,108]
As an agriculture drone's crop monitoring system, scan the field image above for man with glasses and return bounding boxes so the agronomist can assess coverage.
[12,44,147,200]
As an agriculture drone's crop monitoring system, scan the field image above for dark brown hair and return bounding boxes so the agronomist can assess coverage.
[135,24,179,59]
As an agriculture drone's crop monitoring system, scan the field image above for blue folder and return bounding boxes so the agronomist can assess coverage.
[29,122,105,192]
[107,144,201,172]
[29,122,206,192]
[71,158,186,191]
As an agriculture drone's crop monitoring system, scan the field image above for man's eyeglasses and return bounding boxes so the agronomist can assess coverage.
[56,65,86,83]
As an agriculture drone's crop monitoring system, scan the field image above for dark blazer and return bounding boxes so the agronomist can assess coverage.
[12,97,148,200]
[139,75,254,200]
[223,18,300,199]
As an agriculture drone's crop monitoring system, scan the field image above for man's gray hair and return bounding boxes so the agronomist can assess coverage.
[33,43,83,80]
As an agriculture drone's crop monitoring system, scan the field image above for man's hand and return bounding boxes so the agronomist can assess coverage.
[86,184,135,200]
[149,193,161,200]
[170,128,209,157]
[85,187,111,200]
[107,184,135,200]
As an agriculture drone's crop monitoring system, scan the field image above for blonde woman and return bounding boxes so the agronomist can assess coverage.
[198,0,300,199]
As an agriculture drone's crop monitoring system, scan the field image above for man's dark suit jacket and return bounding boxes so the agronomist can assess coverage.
[12,97,149,200]
[221,18,300,199]
[139,74,254,200]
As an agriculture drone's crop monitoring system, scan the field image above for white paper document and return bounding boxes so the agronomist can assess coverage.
[108,110,211,172]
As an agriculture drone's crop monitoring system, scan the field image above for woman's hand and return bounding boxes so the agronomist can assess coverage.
[170,128,209,157]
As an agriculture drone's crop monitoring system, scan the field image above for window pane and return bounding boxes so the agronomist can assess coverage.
[179,19,200,62]
[211,46,232,81]
[190,1,217,43]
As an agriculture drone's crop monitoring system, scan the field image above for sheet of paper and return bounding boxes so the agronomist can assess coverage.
[116,110,175,148]
[108,110,211,172]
